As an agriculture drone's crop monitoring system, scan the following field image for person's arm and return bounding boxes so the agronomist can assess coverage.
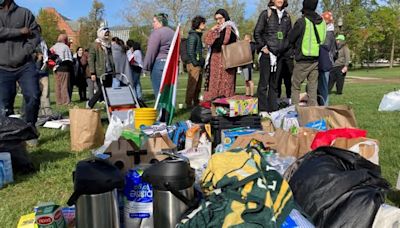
[253,10,268,53]
[23,12,41,56]
[0,27,24,40]
[187,34,200,66]
[342,46,351,73]
[143,31,160,71]
[204,25,220,46]
[289,18,304,45]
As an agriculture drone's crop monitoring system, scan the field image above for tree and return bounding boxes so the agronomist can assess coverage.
[36,9,62,46]
[78,0,105,48]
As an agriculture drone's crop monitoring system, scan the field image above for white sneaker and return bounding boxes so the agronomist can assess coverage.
[85,101,90,109]
[259,112,271,119]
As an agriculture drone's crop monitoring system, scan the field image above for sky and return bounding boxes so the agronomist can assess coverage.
[18,0,259,27]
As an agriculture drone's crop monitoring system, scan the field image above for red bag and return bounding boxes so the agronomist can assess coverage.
[311,128,367,150]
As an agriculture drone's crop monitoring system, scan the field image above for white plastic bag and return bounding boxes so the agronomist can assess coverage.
[104,110,134,147]
[270,105,296,129]
[372,204,400,228]
[378,90,400,111]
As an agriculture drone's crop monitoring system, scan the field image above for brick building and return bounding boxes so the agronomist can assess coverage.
[43,8,80,49]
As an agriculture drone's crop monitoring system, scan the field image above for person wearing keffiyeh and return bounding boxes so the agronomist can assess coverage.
[86,26,115,109]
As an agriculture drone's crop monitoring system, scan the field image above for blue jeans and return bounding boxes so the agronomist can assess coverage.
[131,69,143,100]
[151,59,166,99]
[0,63,40,125]
[318,71,330,106]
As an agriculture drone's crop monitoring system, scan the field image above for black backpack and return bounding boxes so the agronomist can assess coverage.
[180,38,190,64]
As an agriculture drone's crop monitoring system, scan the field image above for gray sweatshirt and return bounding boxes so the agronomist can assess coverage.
[143,26,174,71]
[0,1,40,71]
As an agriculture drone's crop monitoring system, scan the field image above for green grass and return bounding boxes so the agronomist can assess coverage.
[347,66,400,78]
[1,67,400,227]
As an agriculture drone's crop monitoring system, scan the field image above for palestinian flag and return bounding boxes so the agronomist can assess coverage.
[155,25,181,125]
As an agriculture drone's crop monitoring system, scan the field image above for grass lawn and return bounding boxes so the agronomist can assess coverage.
[1,67,400,226]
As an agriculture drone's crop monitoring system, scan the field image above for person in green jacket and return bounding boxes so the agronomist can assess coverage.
[185,16,206,108]
[87,26,115,108]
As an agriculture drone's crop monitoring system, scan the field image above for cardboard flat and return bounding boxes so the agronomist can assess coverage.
[143,134,176,163]
[105,138,140,174]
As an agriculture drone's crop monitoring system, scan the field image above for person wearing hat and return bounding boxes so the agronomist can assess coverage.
[317,11,337,105]
[87,26,115,108]
[289,0,326,106]
[328,34,350,95]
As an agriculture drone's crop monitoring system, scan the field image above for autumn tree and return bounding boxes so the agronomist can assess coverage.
[36,9,62,46]
[78,0,105,48]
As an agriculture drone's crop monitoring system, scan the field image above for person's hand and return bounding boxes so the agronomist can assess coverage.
[91,75,96,81]
[261,47,270,54]
[342,66,348,74]
[211,24,220,31]
[20,27,31,36]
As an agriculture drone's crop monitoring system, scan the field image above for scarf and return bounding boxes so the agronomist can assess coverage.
[218,21,240,38]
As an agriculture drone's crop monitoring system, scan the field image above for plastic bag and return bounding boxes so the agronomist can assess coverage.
[311,128,367,150]
[0,116,38,141]
[270,106,296,129]
[104,110,134,147]
[378,90,400,111]
[305,119,327,131]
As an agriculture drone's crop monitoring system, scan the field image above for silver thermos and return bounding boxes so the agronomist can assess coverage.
[143,159,195,228]
[76,189,120,228]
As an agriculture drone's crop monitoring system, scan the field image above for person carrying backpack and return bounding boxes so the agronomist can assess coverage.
[289,0,326,106]
[254,0,292,115]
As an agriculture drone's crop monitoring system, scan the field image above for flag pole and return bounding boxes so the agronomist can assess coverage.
[154,24,181,109]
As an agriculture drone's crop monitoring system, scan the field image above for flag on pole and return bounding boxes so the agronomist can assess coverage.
[154,25,181,125]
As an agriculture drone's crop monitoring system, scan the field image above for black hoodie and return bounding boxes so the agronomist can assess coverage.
[0,1,40,70]
[289,10,324,62]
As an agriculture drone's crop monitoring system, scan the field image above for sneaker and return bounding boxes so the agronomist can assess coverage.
[85,101,90,109]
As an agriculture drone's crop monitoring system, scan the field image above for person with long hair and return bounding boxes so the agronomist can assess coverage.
[127,40,144,100]
[254,0,292,115]
[143,13,174,98]
[73,47,88,101]
[111,37,133,88]
[203,9,238,101]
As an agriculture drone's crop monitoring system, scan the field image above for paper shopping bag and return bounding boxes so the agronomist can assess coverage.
[70,108,105,152]
[296,105,357,129]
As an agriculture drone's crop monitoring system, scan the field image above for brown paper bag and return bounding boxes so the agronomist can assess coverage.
[70,108,105,152]
[261,119,275,133]
[231,133,276,150]
[296,105,357,129]
[298,128,317,158]
[273,129,299,157]
[332,137,379,164]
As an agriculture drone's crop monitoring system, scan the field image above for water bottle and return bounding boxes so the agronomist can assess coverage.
[0,152,13,187]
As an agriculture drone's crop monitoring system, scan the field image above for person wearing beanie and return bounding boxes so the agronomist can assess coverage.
[329,35,350,95]
[254,0,292,115]
[289,0,326,106]
[317,11,337,106]
[87,26,115,109]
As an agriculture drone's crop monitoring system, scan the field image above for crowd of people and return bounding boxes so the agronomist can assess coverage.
[0,0,351,138]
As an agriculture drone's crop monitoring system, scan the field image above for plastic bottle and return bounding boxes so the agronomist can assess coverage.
[0,152,13,186]
[124,166,153,228]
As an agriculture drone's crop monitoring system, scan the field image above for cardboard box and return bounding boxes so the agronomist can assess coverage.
[212,96,258,117]
[105,138,140,174]
[221,128,259,150]
[143,134,176,163]
[231,132,276,150]
[35,204,65,228]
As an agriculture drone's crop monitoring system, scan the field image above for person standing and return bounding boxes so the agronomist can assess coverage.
[203,9,238,101]
[85,49,98,100]
[87,27,115,109]
[0,0,41,126]
[74,47,88,101]
[289,0,326,106]
[329,35,350,95]
[241,34,256,97]
[143,13,174,99]
[127,40,144,101]
[51,34,73,105]
[317,11,336,105]
[277,48,294,101]
[185,16,206,108]
[254,0,292,114]
[111,37,134,88]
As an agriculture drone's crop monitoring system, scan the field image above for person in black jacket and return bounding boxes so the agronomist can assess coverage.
[185,16,206,108]
[289,0,325,106]
[254,0,292,115]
